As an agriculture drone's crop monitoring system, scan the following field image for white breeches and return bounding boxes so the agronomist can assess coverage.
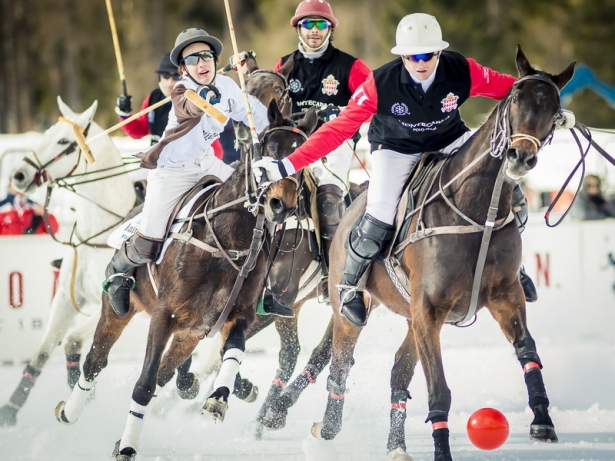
[139,153,234,239]
[310,140,354,195]
[366,132,473,225]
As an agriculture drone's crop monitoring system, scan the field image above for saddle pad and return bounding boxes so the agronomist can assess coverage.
[107,185,216,264]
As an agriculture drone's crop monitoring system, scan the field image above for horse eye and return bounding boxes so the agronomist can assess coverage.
[267,141,278,154]
[274,88,283,95]
[58,138,71,145]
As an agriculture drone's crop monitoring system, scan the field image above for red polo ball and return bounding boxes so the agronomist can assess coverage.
[467,407,509,450]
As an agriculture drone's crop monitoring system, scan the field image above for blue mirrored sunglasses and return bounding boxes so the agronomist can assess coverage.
[404,52,438,63]
[181,50,215,66]
[298,18,331,30]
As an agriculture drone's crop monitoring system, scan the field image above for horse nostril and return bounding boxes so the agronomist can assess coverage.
[13,171,25,183]
[506,147,519,162]
[525,153,537,169]
[270,197,284,214]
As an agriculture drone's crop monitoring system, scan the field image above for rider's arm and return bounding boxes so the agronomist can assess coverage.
[280,72,378,175]
[467,58,516,100]
[119,94,152,139]
[348,58,371,93]
[172,82,205,120]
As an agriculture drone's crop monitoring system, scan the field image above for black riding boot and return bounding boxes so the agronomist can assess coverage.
[316,184,346,304]
[513,183,538,302]
[339,213,394,327]
[261,287,295,318]
[103,232,163,317]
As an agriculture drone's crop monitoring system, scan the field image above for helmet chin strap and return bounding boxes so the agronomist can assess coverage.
[298,29,331,53]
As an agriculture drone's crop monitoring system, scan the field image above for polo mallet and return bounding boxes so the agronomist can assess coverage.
[223,0,262,169]
[57,90,227,154]
[105,0,128,99]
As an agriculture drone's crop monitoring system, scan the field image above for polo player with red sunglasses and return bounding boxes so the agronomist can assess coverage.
[255,13,538,326]
[261,0,371,317]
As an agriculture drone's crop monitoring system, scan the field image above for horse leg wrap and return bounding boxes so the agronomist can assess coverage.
[387,389,411,453]
[321,376,346,440]
[213,349,244,393]
[524,366,550,408]
[62,374,94,422]
[518,351,543,368]
[66,354,81,389]
[119,400,147,454]
[432,427,452,461]
[8,364,41,408]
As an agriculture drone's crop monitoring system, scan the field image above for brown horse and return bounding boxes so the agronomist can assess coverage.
[311,47,575,461]
[53,100,317,460]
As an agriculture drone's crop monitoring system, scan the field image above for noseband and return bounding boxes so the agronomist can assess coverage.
[20,118,92,186]
[491,74,561,158]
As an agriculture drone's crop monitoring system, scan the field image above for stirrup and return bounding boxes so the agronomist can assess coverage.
[338,285,371,327]
[102,273,136,292]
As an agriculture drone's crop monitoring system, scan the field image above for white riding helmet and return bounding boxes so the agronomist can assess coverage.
[390,13,449,56]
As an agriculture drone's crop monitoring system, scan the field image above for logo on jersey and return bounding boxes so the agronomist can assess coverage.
[441,93,459,112]
[391,102,409,116]
[289,78,303,93]
[321,74,339,96]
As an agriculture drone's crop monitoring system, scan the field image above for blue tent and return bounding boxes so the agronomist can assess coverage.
[560,64,615,108]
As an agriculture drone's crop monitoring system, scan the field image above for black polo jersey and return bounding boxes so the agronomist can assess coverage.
[281,45,358,114]
[368,51,472,154]
[147,88,172,143]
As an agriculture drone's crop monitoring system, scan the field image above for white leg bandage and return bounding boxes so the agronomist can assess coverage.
[212,348,244,392]
[119,400,147,452]
[63,374,94,422]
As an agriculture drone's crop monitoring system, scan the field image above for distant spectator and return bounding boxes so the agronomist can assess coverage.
[571,174,615,220]
[0,181,58,235]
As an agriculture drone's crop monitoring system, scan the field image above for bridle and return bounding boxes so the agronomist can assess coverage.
[490,74,563,159]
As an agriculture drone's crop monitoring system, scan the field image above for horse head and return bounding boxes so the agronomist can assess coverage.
[258,99,318,223]
[11,97,99,194]
[234,57,295,155]
[505,45,575,179]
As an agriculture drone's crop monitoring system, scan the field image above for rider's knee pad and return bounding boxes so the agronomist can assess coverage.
[316,184,346,239]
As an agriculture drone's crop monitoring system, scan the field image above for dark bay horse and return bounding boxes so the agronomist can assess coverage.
[53,100,313,460]
[311,46,575,461]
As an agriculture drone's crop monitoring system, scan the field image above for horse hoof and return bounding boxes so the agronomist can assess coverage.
[111,440,137,461]
[530,424,558,443]
[388,447,414,461]
[54,401,74,425]
[202,397,227,422]
[260,407,287,430]
[178,376,200,400]
[0,404,18,426]
[243,384,259,403]
[311,422,324,440]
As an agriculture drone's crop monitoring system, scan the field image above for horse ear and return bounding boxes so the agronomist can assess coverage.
[297,106,319,136]
[515,44,535,77]
[75,100,98,130]
[57,96,76,119]
[267,98,285,127]
[551,61,577,90]
[278,56,294,78]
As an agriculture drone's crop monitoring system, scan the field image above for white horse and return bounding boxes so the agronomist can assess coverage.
[0,97,137,426]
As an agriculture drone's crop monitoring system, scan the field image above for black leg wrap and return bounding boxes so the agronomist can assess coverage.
[387,390,411,453]
[425,409,448,424]
[320,376,346,440]
[525,369,550,408]
[518,351,543,368]
[10,365,42,407]
[66,353,81,389]
[433,428,453,461]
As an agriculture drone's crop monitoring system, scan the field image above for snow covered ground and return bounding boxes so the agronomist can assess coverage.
[1,299,614,461]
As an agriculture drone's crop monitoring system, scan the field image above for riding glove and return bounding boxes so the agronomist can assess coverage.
[252,157,285,183]
[115,93,133,116]
[197,84,221,105]
[319,105,341,122]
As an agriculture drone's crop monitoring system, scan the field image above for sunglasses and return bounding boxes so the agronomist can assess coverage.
[403,52,439,63]
[298,18,331,30]
[159,72,181,81]
[181,50,215,66]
